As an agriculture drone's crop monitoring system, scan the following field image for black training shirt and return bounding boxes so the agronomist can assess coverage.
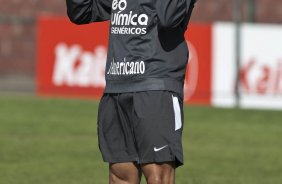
[66,0,196,97]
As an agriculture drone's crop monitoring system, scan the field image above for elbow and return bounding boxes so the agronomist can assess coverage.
[69,17,85,25]
[67,10,90,25]
[68,17,81,25]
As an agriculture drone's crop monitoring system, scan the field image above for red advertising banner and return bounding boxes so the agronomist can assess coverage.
[37,16,212,104]
[184,24,212,104]
[37,17,109,99]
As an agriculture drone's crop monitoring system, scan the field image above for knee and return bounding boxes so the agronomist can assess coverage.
[110,171,139,184]
[143,162,175,184]
[110,174,130,184]
[147,175,163,184]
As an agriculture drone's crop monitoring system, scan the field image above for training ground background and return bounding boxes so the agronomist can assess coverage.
[1,1,282,183]
[0,94,281,184]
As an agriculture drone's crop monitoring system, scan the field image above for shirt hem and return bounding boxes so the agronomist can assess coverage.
[104,77,184,98]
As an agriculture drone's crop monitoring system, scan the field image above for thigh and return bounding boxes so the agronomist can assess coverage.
[133,91,184,167]
[110,162,141,184]
[98,94,138,163]
[141,162,176,184]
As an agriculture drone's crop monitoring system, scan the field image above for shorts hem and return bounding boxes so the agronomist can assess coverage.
[139,157,183,168]
[103,157,139,164]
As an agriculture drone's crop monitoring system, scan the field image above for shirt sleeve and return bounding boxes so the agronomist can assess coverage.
[156,0,195,28]
[66,0,112,25]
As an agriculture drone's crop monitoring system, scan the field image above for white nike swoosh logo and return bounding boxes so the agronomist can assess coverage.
[154,145,168,152]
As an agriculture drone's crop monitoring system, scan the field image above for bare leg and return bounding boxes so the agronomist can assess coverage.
[141,162,176,184]
[109,162,142,184]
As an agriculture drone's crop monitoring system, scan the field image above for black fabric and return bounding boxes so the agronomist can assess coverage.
[97,91,184,167]
[66,0,112,24]
[66,0,196,97]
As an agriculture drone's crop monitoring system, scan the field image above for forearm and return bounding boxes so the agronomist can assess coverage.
[66,0,93,24]
[66,0,111,25]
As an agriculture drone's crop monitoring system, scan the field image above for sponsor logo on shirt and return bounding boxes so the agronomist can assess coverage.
[107,57,146,75]
[111,0,149,35]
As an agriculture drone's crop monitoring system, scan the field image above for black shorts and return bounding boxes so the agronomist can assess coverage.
[97,91,184,167]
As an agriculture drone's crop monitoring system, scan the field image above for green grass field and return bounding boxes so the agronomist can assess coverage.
[0,94,282,184]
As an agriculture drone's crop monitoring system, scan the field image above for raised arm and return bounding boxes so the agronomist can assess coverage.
[66,0,112,25]
[156,0,196,28]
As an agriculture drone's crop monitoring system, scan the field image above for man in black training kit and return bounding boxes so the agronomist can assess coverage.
[67,0,196,183]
